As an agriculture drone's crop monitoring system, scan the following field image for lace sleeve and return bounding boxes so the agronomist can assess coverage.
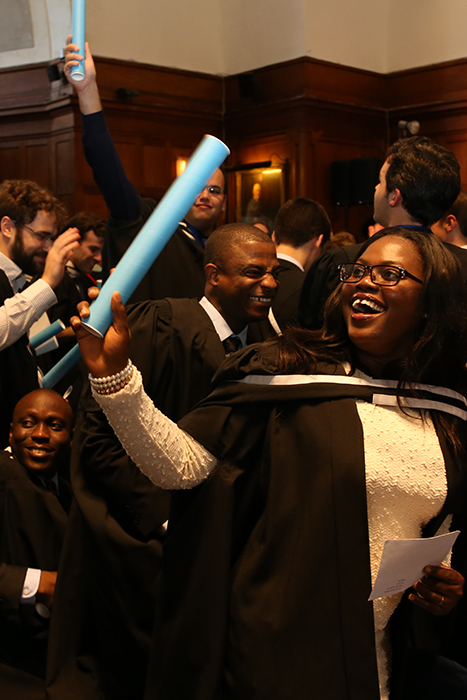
[92,367,218,489]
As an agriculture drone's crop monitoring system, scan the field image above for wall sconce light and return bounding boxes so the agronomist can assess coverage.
[176,158,187,178]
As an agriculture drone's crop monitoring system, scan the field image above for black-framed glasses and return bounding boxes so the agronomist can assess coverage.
[338,263,423,286]
[11,219,55,244]
[200,185,224,197]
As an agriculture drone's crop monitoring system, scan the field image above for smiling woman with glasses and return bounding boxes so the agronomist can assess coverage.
[73,226,467,700]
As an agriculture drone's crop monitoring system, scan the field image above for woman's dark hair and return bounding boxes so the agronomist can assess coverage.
[276,227,467,452]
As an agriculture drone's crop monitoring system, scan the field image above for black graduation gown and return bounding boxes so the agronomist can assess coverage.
[103,199,206,304]
[0,451,68,697]
[46,299,230,700]
[0,271,39,448]
[150,343,466,700]
[298,243,360,330]
[271,258,305,329]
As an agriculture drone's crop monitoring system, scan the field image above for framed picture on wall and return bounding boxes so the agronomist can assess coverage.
[236,165,286,233]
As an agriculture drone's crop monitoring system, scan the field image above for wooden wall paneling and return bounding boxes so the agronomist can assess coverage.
[53,133,75,215]
[387,56,467,187]
[94,57,223,120]
[54,135,74,191]
[225,59,388,236]
[72,122,102,218]
[0,142,23,181]
[225,57,386,115]
[0,61,72,114]
[311,135,386,238]
[434,135,467,190]
[2,52,467,240]
[387,58,467,113]
[294,129,314,197]
[143,143,170,192]
[25,140,50,189]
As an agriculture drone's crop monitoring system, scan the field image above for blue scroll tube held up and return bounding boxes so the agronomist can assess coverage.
[42,134,230,389]
[71,0,86,82]
[30,319,65,350]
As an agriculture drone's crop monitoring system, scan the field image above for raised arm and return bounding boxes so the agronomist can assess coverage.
[70,293,217,489]
[63,39,141,221]
[0,227,80,350]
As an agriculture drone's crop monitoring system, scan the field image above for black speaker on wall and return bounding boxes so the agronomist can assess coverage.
[331,160,352,206]
[331,157,382,206]
[351,157,382,205]
[238,73,257,99]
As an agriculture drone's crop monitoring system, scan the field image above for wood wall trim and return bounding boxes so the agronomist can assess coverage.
[2,52,466,121]
[1,52,467,229]
[387,57,467,111]
[225,56,387,114]
[225,54,467,115]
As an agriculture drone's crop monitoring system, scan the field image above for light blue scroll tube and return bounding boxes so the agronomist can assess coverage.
[71,0,86,82]
[42,345,81,389]
[42,134,230,388]
[30,319,65,350]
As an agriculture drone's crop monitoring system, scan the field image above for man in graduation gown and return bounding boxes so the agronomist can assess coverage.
[299,136,467,330]
[46,224,279,700]
[63,40,226,304]
[0,389,73,699]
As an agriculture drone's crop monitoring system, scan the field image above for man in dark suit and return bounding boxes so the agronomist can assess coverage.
[299,136,467,329]
[270,198,331,329]
[0,389,73,695]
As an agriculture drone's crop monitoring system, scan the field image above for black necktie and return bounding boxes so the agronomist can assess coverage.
[44,479,57,497]
[222,335,242,355]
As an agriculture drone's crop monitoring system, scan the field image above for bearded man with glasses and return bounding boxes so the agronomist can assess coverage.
[0,179,80,446]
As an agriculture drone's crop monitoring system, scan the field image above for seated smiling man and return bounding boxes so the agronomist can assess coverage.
[0,389,73,697]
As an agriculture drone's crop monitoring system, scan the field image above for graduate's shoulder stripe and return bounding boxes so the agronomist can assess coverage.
[236,374,467,421]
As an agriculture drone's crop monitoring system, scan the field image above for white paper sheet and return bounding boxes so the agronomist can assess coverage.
[368,530,460,601]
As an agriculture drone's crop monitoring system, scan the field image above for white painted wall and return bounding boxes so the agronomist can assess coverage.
[86,0,224,75]
[1,0,467,75]
[303,0,390,74]
[218,0,305,75]
[386,0,467,73]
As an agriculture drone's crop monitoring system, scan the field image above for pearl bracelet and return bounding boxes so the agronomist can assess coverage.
[89,359,134,395]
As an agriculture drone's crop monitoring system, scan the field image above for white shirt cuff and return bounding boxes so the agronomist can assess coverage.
[22,278,57,316]
[21,568,41,603]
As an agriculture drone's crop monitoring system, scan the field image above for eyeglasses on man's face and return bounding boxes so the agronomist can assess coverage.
[199,185,224,197]
[338,262,423,287]
[11,219,56,244]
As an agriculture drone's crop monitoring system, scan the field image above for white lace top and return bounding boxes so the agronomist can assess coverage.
[93,367,448,700]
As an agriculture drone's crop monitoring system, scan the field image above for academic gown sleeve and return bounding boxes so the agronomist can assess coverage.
[46,299,212,700]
